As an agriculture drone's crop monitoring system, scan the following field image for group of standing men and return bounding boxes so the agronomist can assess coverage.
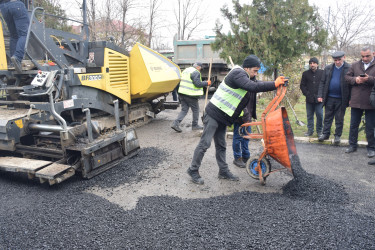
[300,47,375,165]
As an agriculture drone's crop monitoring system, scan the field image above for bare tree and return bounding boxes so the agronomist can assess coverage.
[104,0,113,39]
[323,1,375,54]
[148,0,162,47]
[116,0,134,49]
[80,0,97,41]
[70,0,153,50]
[173,0,206,40]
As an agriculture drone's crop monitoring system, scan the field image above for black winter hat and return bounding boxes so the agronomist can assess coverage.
[309,57,319,64]
[242,55,261,68]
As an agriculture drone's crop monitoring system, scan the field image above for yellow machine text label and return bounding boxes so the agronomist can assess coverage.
[81,74,103,81]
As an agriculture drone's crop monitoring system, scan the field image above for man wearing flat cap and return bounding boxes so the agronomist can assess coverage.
[186,55,288,184]
[317,51,350,145]
[300,57,324,137]
[171,62,211,132]
[344,46,375,158]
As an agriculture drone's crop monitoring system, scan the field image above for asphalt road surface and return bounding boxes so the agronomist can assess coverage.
[0,105,374,249]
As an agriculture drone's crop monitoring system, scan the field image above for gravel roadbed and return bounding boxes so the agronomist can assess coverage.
[1,103,374,249]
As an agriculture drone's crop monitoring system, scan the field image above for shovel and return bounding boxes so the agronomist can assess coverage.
[286,95,306,126]
[202,58,213,121]
[229,56,235,68]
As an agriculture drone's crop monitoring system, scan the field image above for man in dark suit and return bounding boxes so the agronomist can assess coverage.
[317,51,351,145]
[344,46,375,158]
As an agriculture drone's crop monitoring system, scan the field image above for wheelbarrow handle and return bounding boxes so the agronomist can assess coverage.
[239,123,252,137]
[283,78,289,87]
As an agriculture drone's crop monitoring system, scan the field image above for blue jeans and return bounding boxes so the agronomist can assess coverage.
[306,102,323,134]
[232,122,251,159]
[0,0,30,61]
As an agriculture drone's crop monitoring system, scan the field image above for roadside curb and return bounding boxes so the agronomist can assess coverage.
[226,132,367,148]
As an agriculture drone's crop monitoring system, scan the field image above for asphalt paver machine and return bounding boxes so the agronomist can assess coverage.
[0,0,180,184]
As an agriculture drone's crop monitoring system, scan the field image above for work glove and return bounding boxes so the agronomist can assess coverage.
[207,80,211,86]
[274,76,286,88]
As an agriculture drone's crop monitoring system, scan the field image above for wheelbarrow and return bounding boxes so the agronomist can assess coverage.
[239,83,298,185]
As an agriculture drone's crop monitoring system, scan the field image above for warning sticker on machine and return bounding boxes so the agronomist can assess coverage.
[63,99,74,109]
[15,119,23,128]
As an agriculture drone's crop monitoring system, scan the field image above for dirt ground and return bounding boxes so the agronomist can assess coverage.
[89,97,294,210]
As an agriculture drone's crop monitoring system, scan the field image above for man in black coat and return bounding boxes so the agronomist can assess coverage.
[317,51,351,145]
[300,57,324,136]
[187,55,287,184]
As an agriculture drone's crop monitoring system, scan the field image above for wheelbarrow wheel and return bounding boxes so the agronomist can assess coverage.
[246,156,271,180]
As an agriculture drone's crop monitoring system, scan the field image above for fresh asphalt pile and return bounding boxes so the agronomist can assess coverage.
[283,154,348,204]
[0,145,374,249]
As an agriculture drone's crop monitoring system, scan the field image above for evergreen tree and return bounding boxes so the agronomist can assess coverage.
[212,0,328,78]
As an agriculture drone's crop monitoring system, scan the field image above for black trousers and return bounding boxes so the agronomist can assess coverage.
[190,114,228,172]
[322,97,346,137]
[174,94,200,127]
[348,107,375,151]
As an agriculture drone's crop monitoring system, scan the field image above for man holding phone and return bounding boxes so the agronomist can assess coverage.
[345,46,375,158]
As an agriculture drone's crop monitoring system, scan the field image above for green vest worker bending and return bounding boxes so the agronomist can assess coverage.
[171,62,211,132]
[187,55,288,184]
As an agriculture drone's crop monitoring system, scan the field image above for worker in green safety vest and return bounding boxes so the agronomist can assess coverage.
[187,55,288,185]
[171,62,211,132]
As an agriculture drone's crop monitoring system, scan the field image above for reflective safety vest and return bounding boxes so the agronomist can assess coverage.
[178,67,204,96]
[210,66,248,117]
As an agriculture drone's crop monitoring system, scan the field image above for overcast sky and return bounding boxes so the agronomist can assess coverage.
[62,0,369,49]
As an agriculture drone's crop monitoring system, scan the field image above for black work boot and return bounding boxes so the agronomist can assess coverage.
[218,170,239,181]
[345,146,357,154]
[171,121,182,133]
[333,136,341,145]
[233,158,246,168]
[192,125,203,131]
[304,131,313,137]
[187,168,204,185]
[368,150,375,158]
[242,157,249,164]
[318,134,329,142]
[11,56,22,74]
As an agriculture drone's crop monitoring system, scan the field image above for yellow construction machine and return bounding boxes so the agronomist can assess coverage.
[0,1,180,184]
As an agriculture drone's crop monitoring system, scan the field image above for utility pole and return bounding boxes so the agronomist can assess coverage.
[178,0,181,40]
